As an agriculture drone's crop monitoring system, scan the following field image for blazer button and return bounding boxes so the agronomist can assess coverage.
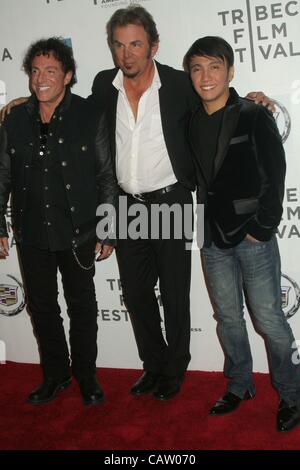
[61,161,67,167]
[81,145,88,151]
[66,184,71,190]
[70,206,75,212]
[58,137,64,144]
[10,148,16,154]
[75,229,80,234]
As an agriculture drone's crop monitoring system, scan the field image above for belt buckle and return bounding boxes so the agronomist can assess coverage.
[132,193,146,202]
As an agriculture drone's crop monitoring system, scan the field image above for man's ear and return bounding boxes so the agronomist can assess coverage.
[228,65,234,83]
[150,41,159,58]
[64,70,73,86]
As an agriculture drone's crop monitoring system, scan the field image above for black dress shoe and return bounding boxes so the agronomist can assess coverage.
[153,374,184,401]
[210,390,253,416]
[79,375,105,405]
[277,400,300,432]
[28,376,71,404]
[131,371,159,396]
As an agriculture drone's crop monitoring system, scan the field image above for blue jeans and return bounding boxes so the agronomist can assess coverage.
[202,236,300,406]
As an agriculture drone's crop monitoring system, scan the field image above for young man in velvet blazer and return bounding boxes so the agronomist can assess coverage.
[184,36,300,432]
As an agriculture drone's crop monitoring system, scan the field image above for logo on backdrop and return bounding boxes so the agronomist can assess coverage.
[99,278,162,323]
[218,0,300,72]
[0,81,7,106]
[100,278,202,333]
[272,99,291,143]
[0,274,26,317]
[278,187,300,240]
[45,0,150,6]
[94,0,150,7]
[1,48,12,62]
[281,273,300,318]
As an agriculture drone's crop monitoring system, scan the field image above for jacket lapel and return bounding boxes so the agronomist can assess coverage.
[188,110,210,188]
[156,62,173,154]
[213,102,241,178]
[106,84,118,162]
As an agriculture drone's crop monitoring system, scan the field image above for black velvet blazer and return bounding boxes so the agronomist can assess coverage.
[189,88,286,248]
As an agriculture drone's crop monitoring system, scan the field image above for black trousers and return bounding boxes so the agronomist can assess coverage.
[18,240,98,380]
[116,184,193,377]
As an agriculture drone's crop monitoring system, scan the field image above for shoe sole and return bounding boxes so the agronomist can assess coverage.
[153,388,181,401]
[131,386,157,396]
[209,406,240,416]
[277,417,300,432]
[209,394,255,416]
[27,379,72,405]
[83,395,105,406]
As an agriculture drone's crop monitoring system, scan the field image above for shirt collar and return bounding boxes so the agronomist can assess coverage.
[112,60,161,92]
[26,88,72,116]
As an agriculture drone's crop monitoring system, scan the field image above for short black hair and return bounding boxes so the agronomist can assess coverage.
[106,3,159,49]
[183,36,234,73]
[22,37,77,88]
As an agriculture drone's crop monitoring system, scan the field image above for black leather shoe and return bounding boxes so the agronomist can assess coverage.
[28,376,71,404]
[210,390,253,416]
[277,400,300,432]
[153,374,184,401]
[131,371,159,396]
[79,375,105,405]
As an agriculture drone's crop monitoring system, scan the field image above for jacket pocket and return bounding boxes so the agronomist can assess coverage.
[229,134,249,145]
[233,197,258,215]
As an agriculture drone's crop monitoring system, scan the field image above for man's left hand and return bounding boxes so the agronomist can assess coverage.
[246,91,276,112]
[245,233,260,243]
[95,242,114,261]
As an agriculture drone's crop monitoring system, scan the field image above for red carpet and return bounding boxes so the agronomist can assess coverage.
[0,362,299,450]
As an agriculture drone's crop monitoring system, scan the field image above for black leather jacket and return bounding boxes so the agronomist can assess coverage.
[0,91,119,247]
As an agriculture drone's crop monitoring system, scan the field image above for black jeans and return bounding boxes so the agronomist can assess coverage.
[18,240,98,380]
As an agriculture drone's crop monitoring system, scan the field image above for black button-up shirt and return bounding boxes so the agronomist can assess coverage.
[22,105,73,251]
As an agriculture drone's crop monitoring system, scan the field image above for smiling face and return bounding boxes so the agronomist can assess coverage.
[111,23,158,79]
[190,55,234,114]
[30,52,73,108]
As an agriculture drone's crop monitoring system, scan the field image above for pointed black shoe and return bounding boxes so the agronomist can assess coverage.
[79,375,105,405]
[277,400,300,432]
[131,371,160,396]
[153,375,184,401]
[28,376,71,404]
[210,390,253,416]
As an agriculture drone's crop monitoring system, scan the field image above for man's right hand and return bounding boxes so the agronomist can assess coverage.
[0,237,9,258]
[0,97,29,122]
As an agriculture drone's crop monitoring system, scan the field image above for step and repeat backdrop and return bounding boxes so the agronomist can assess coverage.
[0,0,299,371]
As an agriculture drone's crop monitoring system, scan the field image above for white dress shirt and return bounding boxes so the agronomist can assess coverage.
[113,62,177,194]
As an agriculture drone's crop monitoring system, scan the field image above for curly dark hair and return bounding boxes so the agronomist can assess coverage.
[22,37,77,88]
[106,3,159,50]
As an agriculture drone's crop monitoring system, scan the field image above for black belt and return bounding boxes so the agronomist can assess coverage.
[127,183,179,202]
